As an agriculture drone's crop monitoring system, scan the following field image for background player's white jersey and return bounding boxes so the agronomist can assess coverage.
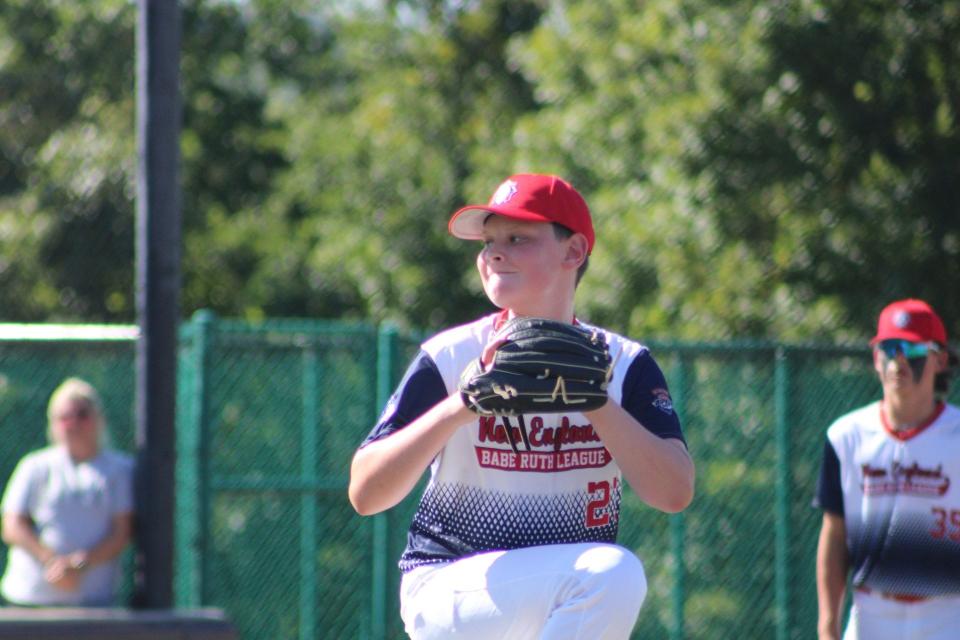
[361,312,685,573]
[815,401,960,597]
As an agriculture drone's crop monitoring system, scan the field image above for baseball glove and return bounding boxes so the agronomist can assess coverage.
[459,317,613,416]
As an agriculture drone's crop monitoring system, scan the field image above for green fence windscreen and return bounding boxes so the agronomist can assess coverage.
[2,317,956,639]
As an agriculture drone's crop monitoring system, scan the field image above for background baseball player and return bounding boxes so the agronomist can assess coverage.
[814,298,960,640]
[348,174,695,639]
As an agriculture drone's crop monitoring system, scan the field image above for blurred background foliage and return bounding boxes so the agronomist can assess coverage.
[1,0,958,342]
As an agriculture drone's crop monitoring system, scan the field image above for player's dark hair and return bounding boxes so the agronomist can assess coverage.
[935,347,958,398]
[552,223,590,285]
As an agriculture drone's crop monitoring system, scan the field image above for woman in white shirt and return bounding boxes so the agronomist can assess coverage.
[1,378,134,606]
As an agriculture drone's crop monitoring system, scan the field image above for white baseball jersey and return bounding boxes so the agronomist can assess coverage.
[360,312,685,573]
[815,400,960,597]
[0,445,134,606]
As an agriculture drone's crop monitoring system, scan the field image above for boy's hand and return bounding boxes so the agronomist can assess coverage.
[459,317,612,416]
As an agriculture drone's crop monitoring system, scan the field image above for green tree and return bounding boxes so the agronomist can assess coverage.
[505,0,959,341]
[2,0,957,343]
[0,0,324,322]
[258,1,544,328]
[0,0,137,320]
[502,0,775,338]
[688,0,960,340]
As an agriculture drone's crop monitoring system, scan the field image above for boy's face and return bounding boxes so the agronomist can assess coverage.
[873,342,945,397]
[476,215,583,315]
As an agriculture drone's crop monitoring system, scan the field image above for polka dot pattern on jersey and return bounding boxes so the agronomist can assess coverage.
[400,482,621,572]
[850,512,960,597]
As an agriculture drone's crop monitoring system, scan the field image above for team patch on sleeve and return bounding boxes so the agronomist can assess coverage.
[651,388,674,415]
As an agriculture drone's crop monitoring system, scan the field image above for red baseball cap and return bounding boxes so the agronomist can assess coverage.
[870,299,948,345]
[448,174,595,253]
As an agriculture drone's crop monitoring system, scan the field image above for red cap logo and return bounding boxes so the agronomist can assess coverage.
[871,299,947,345]
[448,174,596,253]
[892,310,911,329]
[490,180,518,206]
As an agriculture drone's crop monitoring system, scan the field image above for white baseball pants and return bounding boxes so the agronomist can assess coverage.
[399,542,646,640]
[844,590,960,640]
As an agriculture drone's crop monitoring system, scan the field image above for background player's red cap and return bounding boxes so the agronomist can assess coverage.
[448,174,595,253]
[870,299,948,345]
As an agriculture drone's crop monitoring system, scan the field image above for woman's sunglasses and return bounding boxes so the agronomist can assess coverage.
[876,339,940,360]
[56,407,92,421]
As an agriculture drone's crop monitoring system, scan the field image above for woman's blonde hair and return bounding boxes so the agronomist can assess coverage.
[46,377,110,449]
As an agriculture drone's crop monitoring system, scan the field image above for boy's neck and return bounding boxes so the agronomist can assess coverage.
[506,302,576,324]
[883,391,938,431]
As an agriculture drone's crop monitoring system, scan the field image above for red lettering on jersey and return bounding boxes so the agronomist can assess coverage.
[477,417,501,443]
[861,464,887,478]
[555,448,611,470]
[552,416,602,450]
[475,446,612,472]
[861,460,950,497]
[478,416,602,451]
[475,415,611,473]
[517,451,556,471]
[477,417,528,448]
[528,417,546,447]
[476,447,519,470]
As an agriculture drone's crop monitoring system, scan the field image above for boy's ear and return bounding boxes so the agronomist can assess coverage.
[563,233,589,270]
[934,349,949,373]
[872,347,884,376]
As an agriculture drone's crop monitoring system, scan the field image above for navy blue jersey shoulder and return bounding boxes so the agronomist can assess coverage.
[813,438,843,515]
[621,350,685,445]
[361,350,447,447]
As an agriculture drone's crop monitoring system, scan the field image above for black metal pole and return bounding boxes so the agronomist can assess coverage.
[135,0,181,609]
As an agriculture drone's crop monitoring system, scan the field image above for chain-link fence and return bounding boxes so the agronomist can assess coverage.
[2,316,957,639]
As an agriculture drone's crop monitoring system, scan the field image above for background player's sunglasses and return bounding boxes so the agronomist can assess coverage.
[876,339,940,360]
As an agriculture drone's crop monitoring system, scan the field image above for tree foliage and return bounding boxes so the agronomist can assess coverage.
[684,0,960,340]
[0,0,136,319]
[0,0,957,342]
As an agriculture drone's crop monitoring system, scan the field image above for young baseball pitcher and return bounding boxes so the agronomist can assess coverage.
[349,174,695,639]
[814,299,960,640]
